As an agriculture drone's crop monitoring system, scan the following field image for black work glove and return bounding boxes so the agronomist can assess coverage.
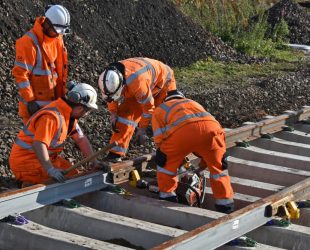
[27,101,41,115]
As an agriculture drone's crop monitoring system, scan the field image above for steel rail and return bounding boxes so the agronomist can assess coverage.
[151,177,310,250]
[1,106,310,248]
[0,171,109,220]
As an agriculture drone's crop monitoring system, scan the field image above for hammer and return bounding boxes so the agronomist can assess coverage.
[62,141,118,175]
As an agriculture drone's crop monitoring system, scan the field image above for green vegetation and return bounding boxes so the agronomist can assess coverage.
[174,0,294,59]
[174,54,305,88]
[173,0,307,87]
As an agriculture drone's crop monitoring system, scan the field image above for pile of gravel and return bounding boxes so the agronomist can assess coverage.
[267,0,310,45]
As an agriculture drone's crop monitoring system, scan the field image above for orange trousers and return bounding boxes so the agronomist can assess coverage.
[10,150,77,184]
[156,120,234,200]
[110,85,176,156]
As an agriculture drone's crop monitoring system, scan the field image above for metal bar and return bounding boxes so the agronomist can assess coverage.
[0,171,109,219]
[151,177,310,250]
[225,106,310,148]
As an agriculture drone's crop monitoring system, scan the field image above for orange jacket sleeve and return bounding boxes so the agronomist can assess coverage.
[33,115,58,147]
[54,36,68,98]
[107,101,118,114]
[129,77,155,129]
[151,107,165,147]
[12,36,36,102]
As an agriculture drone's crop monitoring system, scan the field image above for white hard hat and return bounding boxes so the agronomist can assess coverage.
[98,67,124,102]
[45,5,70,35]
[67,82,98,109]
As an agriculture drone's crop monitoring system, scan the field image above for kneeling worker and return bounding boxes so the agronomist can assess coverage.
[152,90,234,213]
[10,82,101,186]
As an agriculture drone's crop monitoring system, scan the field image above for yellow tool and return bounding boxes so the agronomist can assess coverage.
[277,201,300,220]
[129,170,141,187]
[286,201,300,219]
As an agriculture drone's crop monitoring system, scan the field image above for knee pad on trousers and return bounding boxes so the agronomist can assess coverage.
[222,152,229,170]
[155,148,167,167]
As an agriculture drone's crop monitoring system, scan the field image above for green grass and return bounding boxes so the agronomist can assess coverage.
[174,51,305,88]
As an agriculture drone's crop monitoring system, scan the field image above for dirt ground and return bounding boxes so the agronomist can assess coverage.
[0,0,310,189]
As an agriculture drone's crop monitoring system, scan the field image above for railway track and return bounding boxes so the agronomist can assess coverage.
[1,107,310,250]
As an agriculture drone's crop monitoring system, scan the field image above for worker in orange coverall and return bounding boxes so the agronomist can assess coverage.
[151,90,234,213]
[98,57,177,161]
[9,82,104,186]
[12,5,70,124]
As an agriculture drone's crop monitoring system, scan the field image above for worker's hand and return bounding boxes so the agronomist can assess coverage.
[110,113,120,133]
[135,127,147,145]
[27,100,41,116]
[47,167,66,183]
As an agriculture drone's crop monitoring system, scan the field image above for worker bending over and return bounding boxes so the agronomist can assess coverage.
[12,5,70,124]
[10,82,101,186]
[98,57,177,161]
[152,90,234,213]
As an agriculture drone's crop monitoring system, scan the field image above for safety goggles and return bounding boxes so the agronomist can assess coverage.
[53,23,71,35]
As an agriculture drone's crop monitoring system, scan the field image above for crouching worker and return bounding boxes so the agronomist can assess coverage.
[10,82,101,186]
[98,57,177,161]
[151,90,234,213]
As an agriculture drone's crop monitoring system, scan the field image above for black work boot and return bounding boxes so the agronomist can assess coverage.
[159,196,178,203]
[215,203,234,214]
[105,152,122,163]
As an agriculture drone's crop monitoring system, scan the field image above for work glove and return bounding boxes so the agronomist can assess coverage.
[27,100,41,116]
[47,167,66,183]
[110,113,120,133]
[135,127,147,145]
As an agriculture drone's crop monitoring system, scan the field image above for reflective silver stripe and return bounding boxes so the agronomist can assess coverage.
[35,100,52,107]
[165,65,172,84]
[17,107,64,151]
[117,116,138,127]
[15,138,32,150]
[17,80,31,89]
[33,68,52,76]
[26,31,42,70]
[46,107,64,149]
[164,100,192,125]
[23,125,34,137]
[111,145,127,154]
[14,60,34,71]
[142,113,152,119]
[215,199,234,206]
[158,103,169,112]
[157,165,177,176]
[126,66,149,86]
[137,58,156,85]
[18,96,27,105]
[138,92,153,104]
[153,111,211,137]
[159,192,176,199]
[210,172,228,180]
[26,31,53,77]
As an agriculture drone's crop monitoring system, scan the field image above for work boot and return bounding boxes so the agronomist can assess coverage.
[215,203,234,214]
[104,152,122,163]
[159,196,178,203]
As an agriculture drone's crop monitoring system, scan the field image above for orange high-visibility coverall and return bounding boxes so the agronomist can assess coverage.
[152,98,234,205]
[107,57,176,156]
[12,17,68,124]
[9,98,77,184]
